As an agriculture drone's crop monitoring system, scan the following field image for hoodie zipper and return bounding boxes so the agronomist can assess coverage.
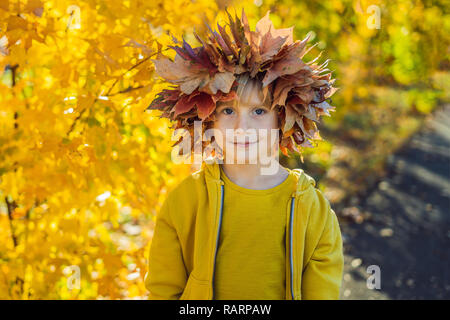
[289,195,296,300]
[211,183,224,300]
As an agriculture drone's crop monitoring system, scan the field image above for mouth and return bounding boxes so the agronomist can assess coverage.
[232,140,258,148]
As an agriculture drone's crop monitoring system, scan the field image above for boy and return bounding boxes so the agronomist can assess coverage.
[144,8,343,300]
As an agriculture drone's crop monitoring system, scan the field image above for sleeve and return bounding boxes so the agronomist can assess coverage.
[144,194,188,300]
[301,196,344,300]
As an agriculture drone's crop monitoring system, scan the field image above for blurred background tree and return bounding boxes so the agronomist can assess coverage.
[0,0,217,299]
[0,0,448,299]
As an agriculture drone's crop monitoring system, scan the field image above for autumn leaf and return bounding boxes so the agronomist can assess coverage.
[256,10,293,63]
[262,34,312,87]
[173,91,216,120]
[204,71,235,95]
[283,105,297,132]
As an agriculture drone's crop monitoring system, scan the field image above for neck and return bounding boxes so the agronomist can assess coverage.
[219,160,289,190]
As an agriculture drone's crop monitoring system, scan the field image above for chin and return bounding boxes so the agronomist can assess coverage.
[224,153,258,164]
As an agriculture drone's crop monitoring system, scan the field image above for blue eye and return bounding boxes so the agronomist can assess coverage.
[254,108,266,115]
[223,108,234,115]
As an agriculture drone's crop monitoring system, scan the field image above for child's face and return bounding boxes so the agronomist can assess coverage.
[212,94,279,164]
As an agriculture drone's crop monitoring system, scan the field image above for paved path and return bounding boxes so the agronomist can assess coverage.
[339,104,450,299]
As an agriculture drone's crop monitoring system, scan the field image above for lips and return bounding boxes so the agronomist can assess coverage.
[232,140,257,148]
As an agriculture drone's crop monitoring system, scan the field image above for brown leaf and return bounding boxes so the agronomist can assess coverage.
[227,7,248,47]
[152,53,210,94]
[272,79,294,108]
[182,77,208,95]
[303,104,319,122]
[262,36,311,86]
[313,101,336,117]
[206,71,235,94]
[283,105,297,132]
[173,95,196,118]
[256,10,293,62]
[216,24,239,59]
[296,116,319,140]
[291,86,315,105]
[193,93,216,120]
[212,88,238,103]
[151,54,189,81]
[324,86,339,99]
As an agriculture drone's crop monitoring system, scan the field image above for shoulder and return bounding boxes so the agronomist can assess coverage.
[167,168,206,199]
[311,187,337,228]
[295,174,337,236]
[163,168,207,218]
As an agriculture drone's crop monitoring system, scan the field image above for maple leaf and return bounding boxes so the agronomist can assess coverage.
[152,42,236,96]
[290,86,315,105]
[216,23,239,59]
[254,10,294,72]
[193,28,235,73]
[240,8,262,77]
[168,37,217,73]
[147,88,181,111]
[152,53,210,95]
[262,33,312,87]
[303,104,319,122]
[283,105,297,132]
[224,7,248,51]
[212,87,238,103]
[202,71,235,95]
[313,101,337,117]
[296,115,319,140]
[172,90,217,121]
[173,95,195,117]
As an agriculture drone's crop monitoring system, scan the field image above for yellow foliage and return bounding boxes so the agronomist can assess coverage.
[0,0,218,299]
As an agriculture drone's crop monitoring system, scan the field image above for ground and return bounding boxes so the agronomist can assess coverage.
[339,104,450,300]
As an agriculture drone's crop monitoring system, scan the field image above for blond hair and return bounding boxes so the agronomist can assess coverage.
[218,73,273,110]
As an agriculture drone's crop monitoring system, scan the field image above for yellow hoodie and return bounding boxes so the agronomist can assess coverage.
[144,162,344,300]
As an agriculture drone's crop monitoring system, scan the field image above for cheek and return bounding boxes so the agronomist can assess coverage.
[212,119,229,148]
[257,114,279,145]
[212,119,227,141]
[214,115,235,130]
[258,113,279,131]
[213,116,239,138]
[270,111,280,128]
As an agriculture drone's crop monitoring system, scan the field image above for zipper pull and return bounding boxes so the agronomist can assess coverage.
[213,179,224,185]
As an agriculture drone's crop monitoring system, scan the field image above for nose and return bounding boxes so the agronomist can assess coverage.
[232,113,258,143]
[235,112,250,131]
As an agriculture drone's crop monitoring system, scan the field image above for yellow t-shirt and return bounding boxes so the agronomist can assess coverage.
[213,165,297,300]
